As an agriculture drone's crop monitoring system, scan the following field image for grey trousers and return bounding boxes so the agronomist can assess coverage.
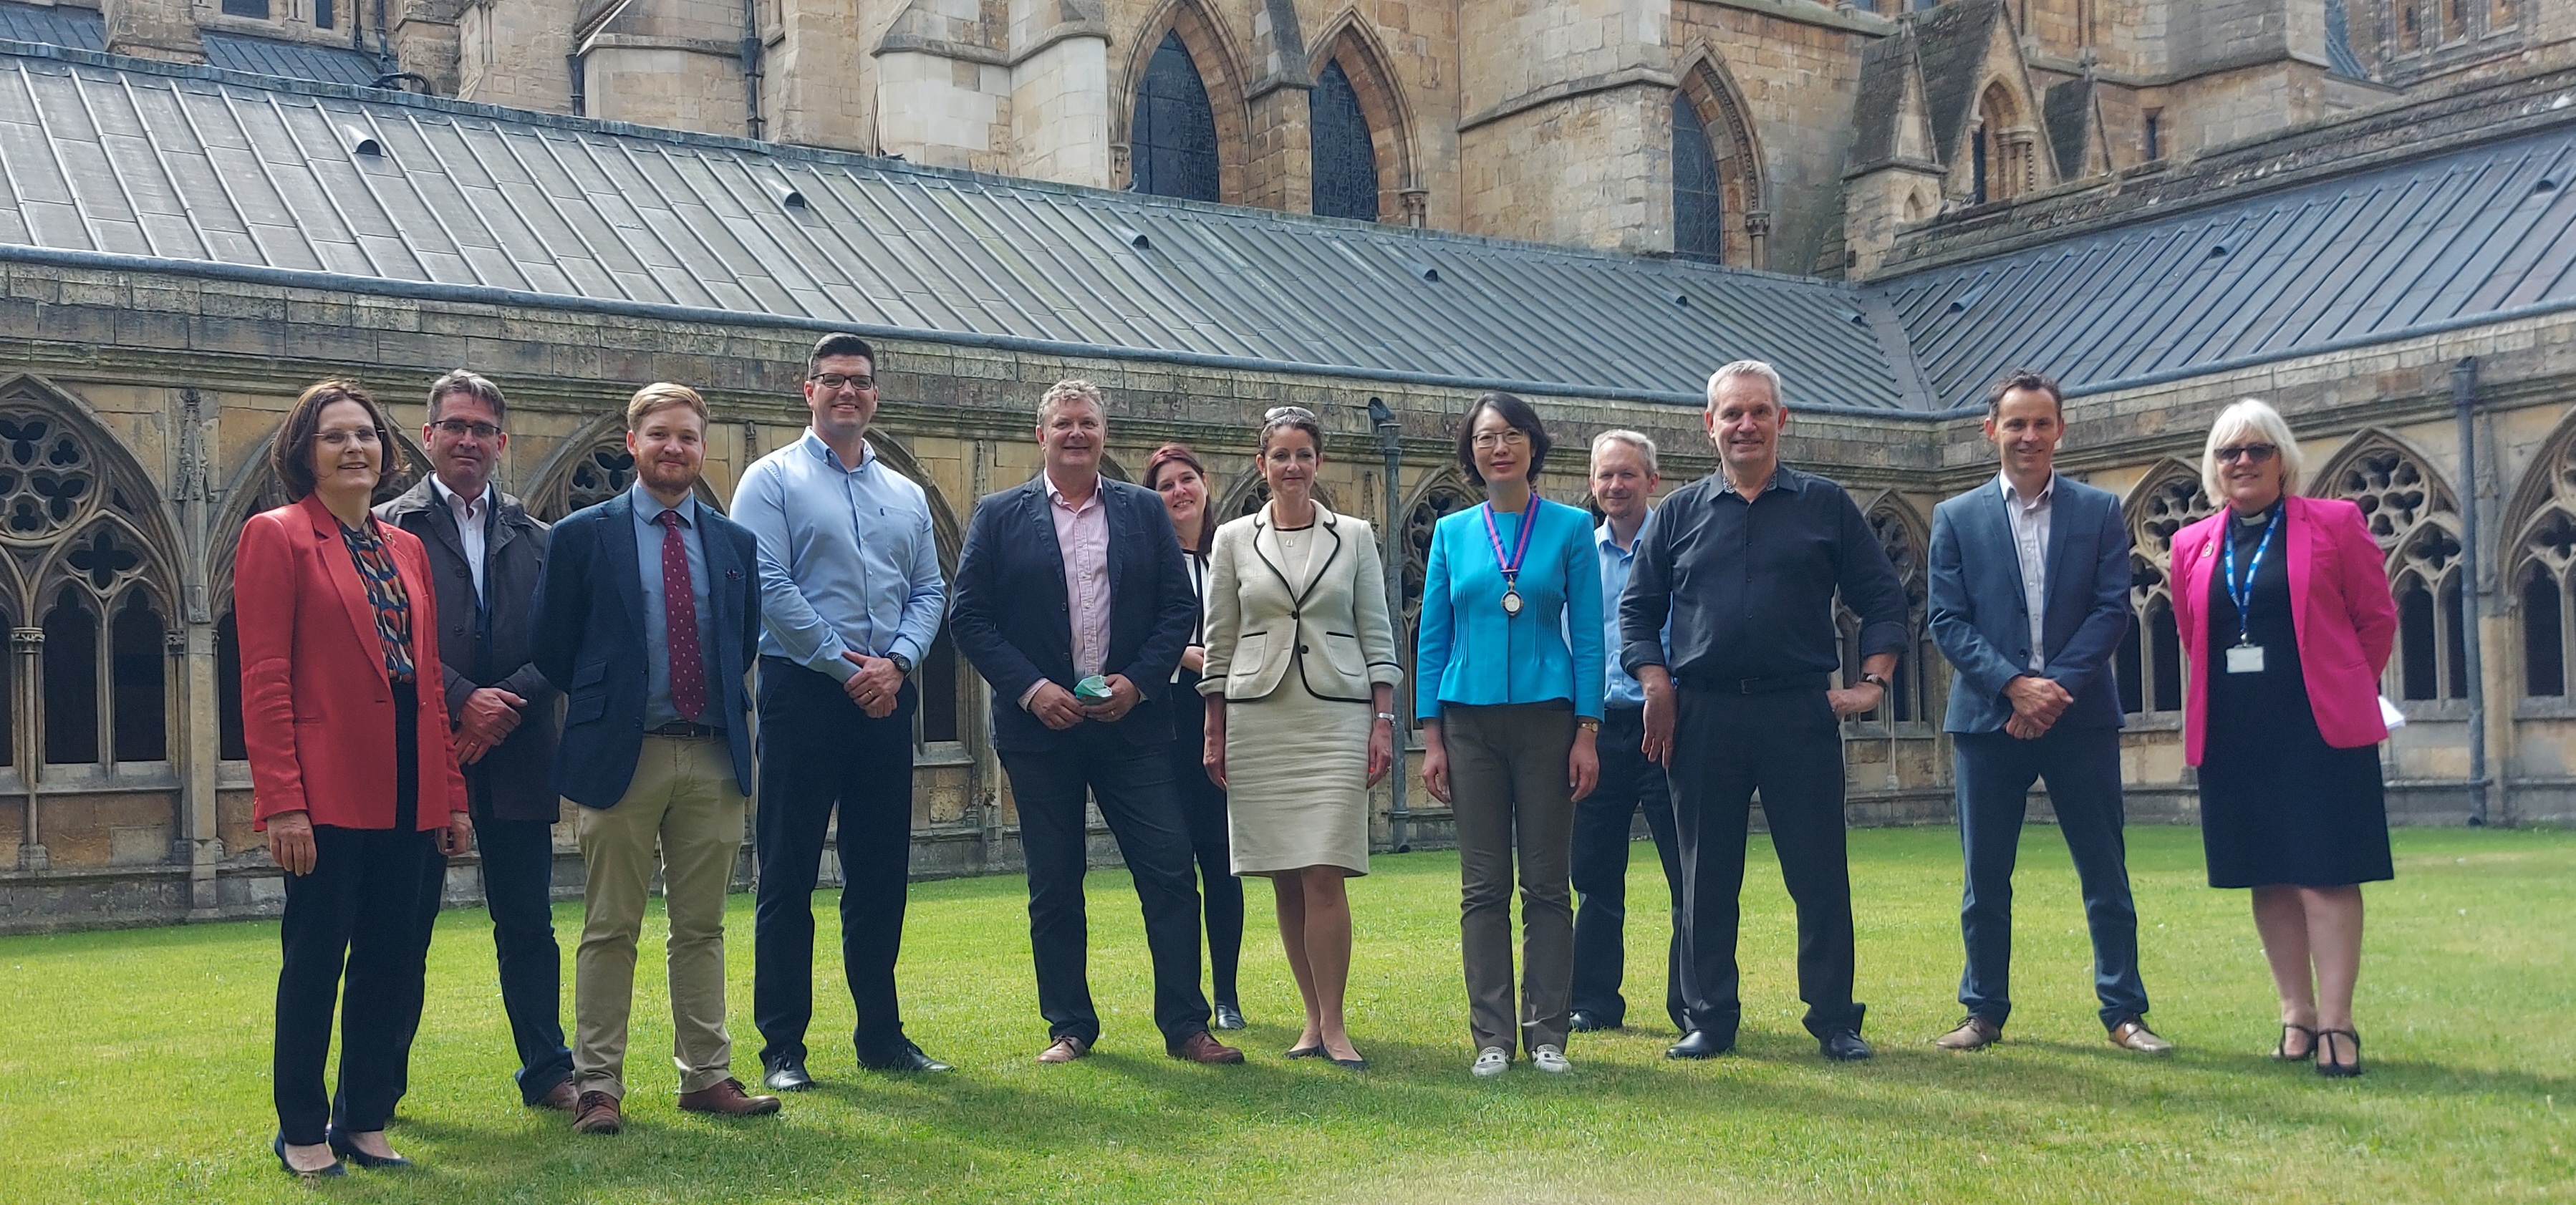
[1443,702,1578,1056]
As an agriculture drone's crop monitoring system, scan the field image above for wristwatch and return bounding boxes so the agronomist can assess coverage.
[1858,672,1891,691]
[1576,717,1601,732]
[1376,711,1400,727]
[889,652,915,677]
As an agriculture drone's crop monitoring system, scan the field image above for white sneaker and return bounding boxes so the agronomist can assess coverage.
[1470,1047,1510,1078]
[1531,1044,1573,1074]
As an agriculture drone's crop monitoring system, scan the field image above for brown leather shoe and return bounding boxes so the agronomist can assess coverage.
[1934,1016,2002,1051]
[1037,1035,1090,1064]
[1167,1030,1245,1065]
[2108,1019,2176,1055]
[675,1078,782,1116]
[535,1081,579,1111]
[570,1091,622,1136]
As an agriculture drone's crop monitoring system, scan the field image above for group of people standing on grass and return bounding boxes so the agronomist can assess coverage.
[234,334,2401,1181]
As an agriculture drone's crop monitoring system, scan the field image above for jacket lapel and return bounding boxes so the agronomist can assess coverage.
[1027,480,1073,657]
[602,493,647,641]
[488,493,525,557]
[2039,478,2079,624]
[301,493,391,689]
[1302,508,1346,604]
[1101,482,1127,596]
[2284,495,2313,653]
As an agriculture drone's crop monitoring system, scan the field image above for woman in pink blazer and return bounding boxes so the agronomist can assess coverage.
[2171,400,2398,1079]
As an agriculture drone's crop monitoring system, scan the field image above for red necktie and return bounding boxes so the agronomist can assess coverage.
[655,510,706,723]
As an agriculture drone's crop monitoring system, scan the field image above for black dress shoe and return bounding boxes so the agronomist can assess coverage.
[1666,1030,1735,1060]
[272,1134,344,1179]
[1568,1010,1622,1033]
[859,1040,955,1073]
[1819,1029,1874,1061]
[1212,1002,1248,1031]
[763,1058,816,1092]
[325,1128,412,1170]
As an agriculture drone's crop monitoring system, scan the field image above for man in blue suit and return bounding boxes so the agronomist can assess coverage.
[534,383,778,1134]
[1925,369,2171,1055]
[948,379,1241,1066]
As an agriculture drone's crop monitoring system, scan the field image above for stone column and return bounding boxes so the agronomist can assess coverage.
[14,626,44,873]
[1009,0,1111,188]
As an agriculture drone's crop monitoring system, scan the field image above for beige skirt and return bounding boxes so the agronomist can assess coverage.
[1221,684,1372,876]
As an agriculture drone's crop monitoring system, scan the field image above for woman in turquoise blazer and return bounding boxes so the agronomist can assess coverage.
[1417,392,1603,1078]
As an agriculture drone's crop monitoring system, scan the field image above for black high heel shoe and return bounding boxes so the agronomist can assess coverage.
[272,1134,344,1180]
[2270,1023,2318,1062]
[2314,1028,2363,1078]
[327,1127,415,1169]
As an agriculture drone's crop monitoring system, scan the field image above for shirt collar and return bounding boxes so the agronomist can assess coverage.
[1044,473,1104,513]
[429,473,491,514]
[629,480,697,526]
[1716,464,1802,499]
[1595,510,1649,556]
[801,428,876,474]
[1997,471,2057,509]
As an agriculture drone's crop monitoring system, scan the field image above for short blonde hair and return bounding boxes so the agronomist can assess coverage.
[1590,429,1660,477]
[1038,379,1106,422]
[1707,360,1784,408]
[626,382,708,431]
[2199,398,2305,502]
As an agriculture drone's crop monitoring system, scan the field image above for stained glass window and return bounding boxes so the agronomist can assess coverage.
[1132,32,1220,203]
[1311,60,1379,221]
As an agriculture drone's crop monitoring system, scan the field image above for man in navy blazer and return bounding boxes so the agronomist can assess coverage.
[533,384,778,1134]
[1925,369,2170,1055]
[948,379,1240,1066]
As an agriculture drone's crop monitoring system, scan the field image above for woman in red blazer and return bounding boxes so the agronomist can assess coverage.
[236,381,470,1179]
[2171,399,2398,1080]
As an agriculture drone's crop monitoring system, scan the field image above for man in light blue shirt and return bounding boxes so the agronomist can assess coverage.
[1568,430,1687,1035]
[733,334,952,1088]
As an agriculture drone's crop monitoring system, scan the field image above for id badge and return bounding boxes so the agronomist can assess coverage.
[2225,644,2266,674]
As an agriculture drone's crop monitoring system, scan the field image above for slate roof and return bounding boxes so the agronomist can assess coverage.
[0,39,1911,410]
[199,30,387,89]
[1884,119,2576,407]
[0,1,100,52]
[2041,77,2092,184]
[1914,0,2005,172]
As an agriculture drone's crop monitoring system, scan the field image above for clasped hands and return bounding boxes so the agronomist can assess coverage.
[453,686,526,765]
[841,650,907,719]
[1027,674,1142,730]
[2002,674,2075,740]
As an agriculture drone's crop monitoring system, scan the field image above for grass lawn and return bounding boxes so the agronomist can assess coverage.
[0,824,2569,1204]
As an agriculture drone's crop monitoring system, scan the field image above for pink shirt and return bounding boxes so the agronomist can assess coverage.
[1020,473,1112,708]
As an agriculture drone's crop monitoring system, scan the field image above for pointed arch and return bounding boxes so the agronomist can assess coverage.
[2502,407,2576,699]
[2118,459,2212,715]
[2312,430,2465,701]
[1395,468,1479,723]
[1671,44,1768,267]
[1307,11,1417,223]
[522,410,726,525]
[1844,491,1934,722]
[2310,427,2459,557]
[1118,0,1252,204]
[1967,76,2045,205]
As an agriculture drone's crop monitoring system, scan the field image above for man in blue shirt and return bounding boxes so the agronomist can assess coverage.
[1568,430,1687,1036]
[733,334,952,1088]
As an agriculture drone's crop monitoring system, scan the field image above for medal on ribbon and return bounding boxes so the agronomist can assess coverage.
[1482,496,1540,619]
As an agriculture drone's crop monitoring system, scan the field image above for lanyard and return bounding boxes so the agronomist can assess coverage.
[2222,507,2282,647]
[1481,497,1540,587]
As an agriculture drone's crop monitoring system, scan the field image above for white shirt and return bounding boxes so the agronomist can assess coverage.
[431,475,491,604]
[1999,472,2054,672]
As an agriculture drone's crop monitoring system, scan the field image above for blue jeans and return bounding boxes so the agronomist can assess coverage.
[1952,725,2149,1030]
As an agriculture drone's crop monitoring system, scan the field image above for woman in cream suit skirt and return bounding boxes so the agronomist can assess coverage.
[1200,405,1402,1070]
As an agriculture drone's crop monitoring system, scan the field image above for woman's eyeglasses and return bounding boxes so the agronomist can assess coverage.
[1472,430,1530,450]
[2214,442,2277,465]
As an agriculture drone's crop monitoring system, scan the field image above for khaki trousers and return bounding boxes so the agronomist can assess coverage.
[1444,702,1578,1056]
[573,735,748,1098]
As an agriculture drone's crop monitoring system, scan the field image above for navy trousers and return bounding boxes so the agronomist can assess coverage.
[474,813,573,1102]
[1568,705,1686,1032]
[753,659,921,1068]
[1001,723,1212,1048]
[1952,725,2149,1030]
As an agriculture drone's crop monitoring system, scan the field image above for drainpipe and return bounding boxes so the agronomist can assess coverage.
[2454,357,2489,826]
[740,0,765,141]
[1369,397,1409,852]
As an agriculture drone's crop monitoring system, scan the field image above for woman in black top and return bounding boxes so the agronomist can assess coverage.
[1145,442,1246,1030]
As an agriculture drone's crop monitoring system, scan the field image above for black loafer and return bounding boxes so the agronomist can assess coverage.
[273,1134,344,1179]
[1212,1002,1248,1031]
[1819,1028,1874,1061]
[1666,1030,1735,1060]
[762,1058,816,1092]
[859,1040,954,1073]
[1568,1010,1621,1033]
[324,1128,410,1170]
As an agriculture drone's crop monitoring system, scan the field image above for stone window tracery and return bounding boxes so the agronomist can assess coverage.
[1673,91,1724,262]
[2507,424,2576,698]
[1311,59,1379,221]
[1132,31,1220,203]
[2324,439,2464,702]
[1398,474,1477,725]
[2117,464,2211,715]
[1839,501,1933,723]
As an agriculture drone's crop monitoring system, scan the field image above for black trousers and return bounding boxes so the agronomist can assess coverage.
[1570,705,1686,1031]
[274,693,443,1146]
[753,659,920,1066]
[1169,669,1243,1009]
[1668,686,1863,1041]
[1953,726,2148,1029]
[473,810,571,1101]
[1001,722,1211,1047]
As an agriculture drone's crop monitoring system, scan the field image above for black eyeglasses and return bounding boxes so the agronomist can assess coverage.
[809,373,877,392]
[2214,442,2278,465]
[429,418,502,440]
[1264,405,1318,422]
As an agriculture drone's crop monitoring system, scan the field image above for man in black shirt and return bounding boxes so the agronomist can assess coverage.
[1620,359,1911,1063]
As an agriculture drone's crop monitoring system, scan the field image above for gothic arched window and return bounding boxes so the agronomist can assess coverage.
[2325,439,2464,702]
[1132,32,1220,203]
[218,609,247,761]
[1673,91,1724,262]
[1838,502,1932,723]
[1399,475,1478,723]
[42,586,97,765]
[2507,423,2576,699]
[1311,59,1379,221]
[2119,465,2211,714]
